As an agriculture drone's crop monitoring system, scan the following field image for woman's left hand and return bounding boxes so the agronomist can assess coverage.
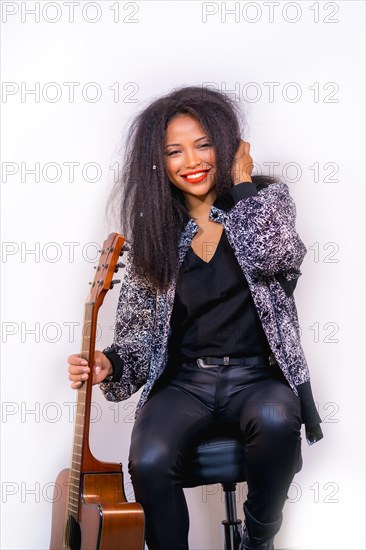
[231,139,253,185]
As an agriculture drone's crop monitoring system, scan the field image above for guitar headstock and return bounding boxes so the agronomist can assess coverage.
[86,232,129,306]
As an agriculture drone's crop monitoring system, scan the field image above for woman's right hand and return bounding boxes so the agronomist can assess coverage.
[67,350,113,389]
[231,139,253,185]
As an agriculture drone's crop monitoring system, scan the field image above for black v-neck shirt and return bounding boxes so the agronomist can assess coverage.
[167,182,272,364]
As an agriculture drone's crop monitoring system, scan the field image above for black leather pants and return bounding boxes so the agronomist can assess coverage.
[128,359,302,550]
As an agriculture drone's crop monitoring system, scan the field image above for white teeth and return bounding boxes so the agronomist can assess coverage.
[184,171,207,179]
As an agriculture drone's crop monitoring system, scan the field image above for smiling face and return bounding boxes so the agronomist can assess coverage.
[164,113,217,206]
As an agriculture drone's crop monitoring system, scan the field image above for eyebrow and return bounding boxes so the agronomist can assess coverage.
[165,136,208,148]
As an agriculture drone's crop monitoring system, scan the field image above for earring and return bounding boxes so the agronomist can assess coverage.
[152,164,157,170]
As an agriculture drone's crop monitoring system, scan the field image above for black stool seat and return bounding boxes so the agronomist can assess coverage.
[182,434,247,488]
[181,433,248,549]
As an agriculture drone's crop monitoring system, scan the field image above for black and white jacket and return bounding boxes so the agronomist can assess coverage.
[100,181,324,445]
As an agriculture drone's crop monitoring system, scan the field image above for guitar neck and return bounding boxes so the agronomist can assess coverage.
[67,302,96,517]
[64,232,127,521]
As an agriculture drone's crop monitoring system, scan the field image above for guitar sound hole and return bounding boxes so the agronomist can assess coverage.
[64,515,81,550]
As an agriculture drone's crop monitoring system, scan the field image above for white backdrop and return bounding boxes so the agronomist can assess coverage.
[1,1,365,549]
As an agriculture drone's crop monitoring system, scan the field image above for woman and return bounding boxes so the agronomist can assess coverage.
[67,86,323,550]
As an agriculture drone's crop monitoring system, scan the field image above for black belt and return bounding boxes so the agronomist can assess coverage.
[185,354,276,369]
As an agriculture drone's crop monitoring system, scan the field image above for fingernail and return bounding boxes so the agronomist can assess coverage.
[80,360,88,365]
[95,366,101,374]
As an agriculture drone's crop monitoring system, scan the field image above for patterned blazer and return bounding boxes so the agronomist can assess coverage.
[100,181,324,445]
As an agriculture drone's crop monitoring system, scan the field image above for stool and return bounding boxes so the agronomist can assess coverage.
[182,432,247,550]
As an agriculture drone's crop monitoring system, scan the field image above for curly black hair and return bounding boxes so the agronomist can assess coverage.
[107,85,279,290]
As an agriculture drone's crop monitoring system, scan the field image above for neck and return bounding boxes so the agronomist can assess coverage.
[185,189,217,221]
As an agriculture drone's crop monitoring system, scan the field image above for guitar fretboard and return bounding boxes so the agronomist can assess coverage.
[67,302,94,516]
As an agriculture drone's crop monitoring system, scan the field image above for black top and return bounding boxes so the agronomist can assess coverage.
[167,221,271,363]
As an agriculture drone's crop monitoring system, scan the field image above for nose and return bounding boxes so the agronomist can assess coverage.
[184,148,202,169]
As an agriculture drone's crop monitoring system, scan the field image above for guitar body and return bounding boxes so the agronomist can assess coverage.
[50,468,144,550]
[49,234,145,550]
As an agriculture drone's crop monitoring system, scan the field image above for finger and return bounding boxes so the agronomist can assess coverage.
[71,381,83,390]
[242,140,250,154]
[68,372,89,382]
[93,357,102,374]
[67,354,88,366]
[68,365,90,375]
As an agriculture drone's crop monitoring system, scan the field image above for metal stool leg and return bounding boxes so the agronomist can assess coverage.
[221,483,242,550]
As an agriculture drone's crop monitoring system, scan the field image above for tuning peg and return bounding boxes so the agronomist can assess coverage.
[115,262,125,272]
[110,278,121,290]
[121,242,130,253]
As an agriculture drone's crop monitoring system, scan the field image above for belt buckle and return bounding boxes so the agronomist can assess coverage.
[197,357,214,369]
[197,356,231,368]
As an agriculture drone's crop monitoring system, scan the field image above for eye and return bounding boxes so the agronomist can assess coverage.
[199,143,212,149]
[166,150,180,156]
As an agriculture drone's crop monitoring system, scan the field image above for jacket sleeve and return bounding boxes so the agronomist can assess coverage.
[226,181,307,279]
[99,249,157,402]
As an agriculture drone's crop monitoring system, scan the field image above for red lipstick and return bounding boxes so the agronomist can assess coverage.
[180,169,211,184]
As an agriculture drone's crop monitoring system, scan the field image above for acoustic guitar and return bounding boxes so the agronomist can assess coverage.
[50,232,145,550]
